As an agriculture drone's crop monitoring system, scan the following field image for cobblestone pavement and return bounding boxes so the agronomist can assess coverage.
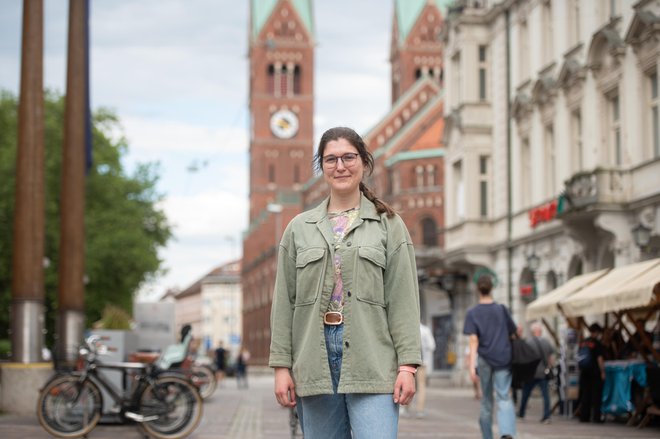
[1,374,659,438]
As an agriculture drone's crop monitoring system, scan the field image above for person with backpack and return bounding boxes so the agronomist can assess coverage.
[517,322,555,423]
[463,274,517,439]
[577,323,606,423]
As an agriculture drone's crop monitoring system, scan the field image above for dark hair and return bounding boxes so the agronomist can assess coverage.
[476,274,493,295]
[315,126,395,217]
[588,323,603,334]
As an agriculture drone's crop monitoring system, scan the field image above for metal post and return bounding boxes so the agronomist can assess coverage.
[57,0,88,362]
[11,0,45,363]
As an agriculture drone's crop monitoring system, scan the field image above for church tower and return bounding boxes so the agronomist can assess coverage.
[248,0,315,221]
[243,0,314,365]
[391,0,449,104]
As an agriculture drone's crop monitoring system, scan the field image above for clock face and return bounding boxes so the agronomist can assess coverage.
[270,109,299,139]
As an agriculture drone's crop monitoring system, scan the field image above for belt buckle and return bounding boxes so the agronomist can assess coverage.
[323,311,343,325]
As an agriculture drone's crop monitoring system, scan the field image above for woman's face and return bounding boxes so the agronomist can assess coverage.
[321,138,364,198]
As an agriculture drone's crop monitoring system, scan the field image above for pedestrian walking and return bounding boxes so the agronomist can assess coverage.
[236,346,250,389]
[577,323,606,423]
[414,322,437,418]
[269,126,422,439]
[517,321,555,423]
[215,341,227,384]
[463,274,517,439]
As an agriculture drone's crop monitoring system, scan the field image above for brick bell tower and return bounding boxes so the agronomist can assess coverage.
[248,0,315,221]
[243,0,314,365]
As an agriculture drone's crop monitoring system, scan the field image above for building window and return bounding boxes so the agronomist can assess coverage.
[426,165,436,187]
[280,65,289,96]
[478,45,487,101]
[544,125,555,198]
[453,160,464,221]
[416,166,424,188]
[293,65,301,95]
[479,155,488,217]
[421,217,437,247]
[521,137,531,207]
[542,1,553,65]
[609,93,622,165]
[267,64,275,94]
[293,164,300,183]
[650,71,659,158]
[571,109,583,173]
[268,164,275,183]
[519,19,529,81]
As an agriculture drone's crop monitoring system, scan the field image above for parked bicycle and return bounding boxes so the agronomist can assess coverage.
[131,345,217,400]
[36,335,203,439]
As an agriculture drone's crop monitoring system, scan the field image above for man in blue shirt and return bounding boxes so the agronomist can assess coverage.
[464,274,517,439]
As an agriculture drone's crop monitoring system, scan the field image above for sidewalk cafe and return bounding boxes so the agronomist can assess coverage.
[525,258,660,428]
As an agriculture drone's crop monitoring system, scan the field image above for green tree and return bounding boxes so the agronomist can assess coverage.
[0,90,172,347]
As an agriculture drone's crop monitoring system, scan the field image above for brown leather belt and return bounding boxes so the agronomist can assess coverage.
[323,311,343,325]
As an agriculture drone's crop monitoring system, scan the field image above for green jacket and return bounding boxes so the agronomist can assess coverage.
[269,195,422,396]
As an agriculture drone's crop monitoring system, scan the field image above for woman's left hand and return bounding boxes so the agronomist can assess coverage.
[393,370,416,405]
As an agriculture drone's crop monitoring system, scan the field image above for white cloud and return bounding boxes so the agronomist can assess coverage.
[121,116,248,155]
[138,190,247,300]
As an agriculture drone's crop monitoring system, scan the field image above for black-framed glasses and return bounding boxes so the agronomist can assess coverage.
[322,153,359,168]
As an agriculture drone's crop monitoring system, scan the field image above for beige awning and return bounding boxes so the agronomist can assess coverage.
[559,258,660,317]
[525,269,609,321]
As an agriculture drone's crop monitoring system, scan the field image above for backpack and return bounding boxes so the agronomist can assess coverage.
[577,341,593,369]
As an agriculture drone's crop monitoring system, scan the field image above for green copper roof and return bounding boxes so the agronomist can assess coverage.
[385,149,445,167]
[395,0,453,43]
[251,0,314,40]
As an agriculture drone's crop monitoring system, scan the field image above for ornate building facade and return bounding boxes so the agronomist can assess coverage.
[442,0,660,382]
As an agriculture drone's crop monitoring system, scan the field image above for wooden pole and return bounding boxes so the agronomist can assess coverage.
[57,0,88,362]
[11,0,45,363]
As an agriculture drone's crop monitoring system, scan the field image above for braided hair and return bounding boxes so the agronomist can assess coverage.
[315,127,395,218]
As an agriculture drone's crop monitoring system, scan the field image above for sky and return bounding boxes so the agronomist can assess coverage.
[0,0,397,300]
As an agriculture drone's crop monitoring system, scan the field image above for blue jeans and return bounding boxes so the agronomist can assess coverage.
[297,324,399,439]
[518,378,550,420]
[478,356,516,439]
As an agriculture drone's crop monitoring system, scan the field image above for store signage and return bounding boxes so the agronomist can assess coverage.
[529,199,558,228]
[520,283,536,301]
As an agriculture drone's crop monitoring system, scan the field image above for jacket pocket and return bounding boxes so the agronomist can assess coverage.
[356,246,386,306]
[295,247,326,306]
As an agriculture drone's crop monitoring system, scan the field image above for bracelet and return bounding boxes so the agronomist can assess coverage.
[398,365,417,375]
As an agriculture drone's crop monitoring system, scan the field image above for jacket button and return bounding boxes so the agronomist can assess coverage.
[345,341,350,348]
[347,241,352,246]
[347,291,352,297]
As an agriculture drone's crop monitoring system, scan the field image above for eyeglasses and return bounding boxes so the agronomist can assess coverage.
[322,153,359,168]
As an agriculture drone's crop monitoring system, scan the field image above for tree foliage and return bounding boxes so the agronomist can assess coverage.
[0,90,172,346]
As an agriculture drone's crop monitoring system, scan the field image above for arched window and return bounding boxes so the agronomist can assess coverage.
[421,217,437,246]
[279,65,288,96]
[293,65,301,95]
[267,64,275,94]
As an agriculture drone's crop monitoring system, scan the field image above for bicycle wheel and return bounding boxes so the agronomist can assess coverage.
[36,374,102,438]
[191,365,217,399]
[139,375,203,439]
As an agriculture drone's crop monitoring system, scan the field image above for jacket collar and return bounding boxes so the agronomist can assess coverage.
[305,193,381,223]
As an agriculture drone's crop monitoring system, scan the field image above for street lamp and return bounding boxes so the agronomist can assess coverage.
[631,223,652,249]
[527,253,541,272]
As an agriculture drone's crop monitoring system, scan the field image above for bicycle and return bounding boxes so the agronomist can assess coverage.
[36,335,203,439]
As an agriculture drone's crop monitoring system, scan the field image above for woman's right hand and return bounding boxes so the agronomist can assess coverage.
[274,367,297,407]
